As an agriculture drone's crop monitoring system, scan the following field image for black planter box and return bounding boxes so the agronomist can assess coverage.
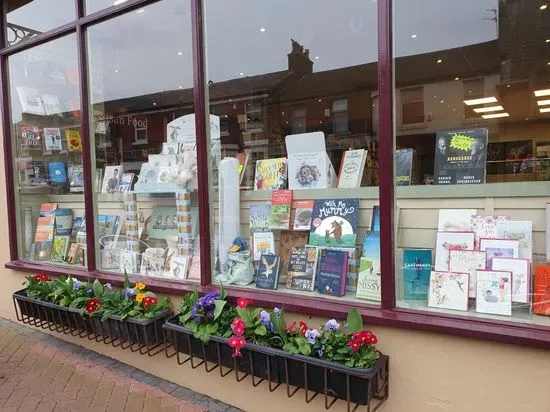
[13,289,67,326]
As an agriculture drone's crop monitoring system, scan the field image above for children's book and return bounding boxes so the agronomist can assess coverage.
[356,257,381,301]
[48,161,67,185]
[20,126,42,153]
[476,270,512,316]
[337,149,367,188]
[269,190,292,230]
[65,129,82,152]
[293,200,314,231]
[362,231,381,282]
[254,158,288,190]
[402,249,432,300]
[43,128,63,152]
[278,230,309,280]
[256,254,281,290]
[286,246,318,291]
[33,203,58,261]
[50,209,73,262]
[449,250,486,298]
[249,204,271,233]
[317,249,348,297]
[434,231,475,272]
[309,198,359,247]
[102,166,123,193]
[533,264,550,316]
[428,271,469,311]
[252,231,275,261]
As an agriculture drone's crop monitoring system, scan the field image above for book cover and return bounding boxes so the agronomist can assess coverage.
[434,231,475,272]
[150,207,178,240]
[70,165,84,192]
[50,237,69,263]
[249,204,271,233]
[438,209,476,231]
[356,257,381,301]
[48,161,67,185]
[293,200,314,231]
[269,190,292,230]
[102,166,123,193]
[470,215,508,249]
[43,128,63,152]
[317,249,348,297]
[71,216,84,240]
[20,126,42,153]
[533,264,550,316]
[371,206,380,231]
[449,250,486,298]
[318,246,357,292]
[118,173,135,192]
[16,86,45,115]
[495,220,533,260]
[278,230,309,279]
[50,208,73,262]
[33,203,57,261]
[66,243,81,265]
[252,232,275,261]
[309,198,359,247]
[337,149,367,188]
[286,246,318,291]
[476,270,512,316]
[254,158,288,190]
[140,248,167,278]
[41,94,63,116]
[434,128,488,185]
[402,249,432,300]
[395,148,414,186]
[428,271,469,311]
[256,254,281,290]
[491,258,530,304]
[65,129,82,152]
[288,152,327,189]
[24,161,48,186]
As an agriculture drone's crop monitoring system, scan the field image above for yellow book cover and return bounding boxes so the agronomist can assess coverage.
[65,129,82,152]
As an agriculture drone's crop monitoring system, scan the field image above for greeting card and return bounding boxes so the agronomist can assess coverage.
[448,250,486,298]
[434,231,475,272]
[428,271,469,311]
[476,270,512,316]
[491,258,530,304]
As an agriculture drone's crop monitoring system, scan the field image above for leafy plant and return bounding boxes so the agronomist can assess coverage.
[25,274,54,301]
[48,276,93,308]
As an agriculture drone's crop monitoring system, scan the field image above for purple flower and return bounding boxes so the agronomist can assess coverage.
[304,329,320,344]
[124,287,134,300]
[325,319,340,332]
[205,309,214,319]
[191,304,200,321]
[87,288,93,295]
[259,310,275,333]
[316,347,324,358]
[72,280,82,291]
[273,307,281,318]
[105,283,112,290]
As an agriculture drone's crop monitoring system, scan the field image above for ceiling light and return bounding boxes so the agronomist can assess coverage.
[537,99,550,106]
[506,84,511,88]
[239,72,244,76]
[114,0,128,5]
[473,105,504,113]
[114,69,119,73]
[436,59,443,64]
[315,56,320,60]
[177,51,183,56]
[178,85,183,89]
[153,102,157,106]
[259,27,266,32]
[411,34,417,38]
[136,8,144,13]
[540,107,550,113]
[535,89,550,96]
[547,62,550,65]
[482,112,510,119]
[540,4,548,10]
[318,99,322,102]
[440,100,444,103]
[546,39,550,43]
[454,77,460,81]
[464,96,498,106]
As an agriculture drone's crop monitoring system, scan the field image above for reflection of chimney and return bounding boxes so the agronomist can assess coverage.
[288,39,313,76]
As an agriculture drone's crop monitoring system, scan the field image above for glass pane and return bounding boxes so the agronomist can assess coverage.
[87,0,197,281]
[86,0,166,16]
[8,34,86,267]
[394,0,550,327]
[206,0,380,305]
[5,0,76,47]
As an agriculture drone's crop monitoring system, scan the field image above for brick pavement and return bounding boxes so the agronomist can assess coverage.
[0,319,240,412]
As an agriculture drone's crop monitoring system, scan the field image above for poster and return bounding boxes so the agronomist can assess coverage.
[434,128,488,185]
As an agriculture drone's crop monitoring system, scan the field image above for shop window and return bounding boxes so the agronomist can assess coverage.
[401,87,424,125]
[463,78,485,119]
[211,104,230,136]
[245,100,263,132]
[291,108,307,134]
[332,98,349,133]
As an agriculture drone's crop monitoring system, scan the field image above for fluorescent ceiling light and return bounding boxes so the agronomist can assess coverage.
[411,34,417,38]
[540,4,548,10]
[537,99,550,106]
[464,97,498,106]
[136,8,144,13]
[259,27,266,32]
[482,112,509,119]
[454,77,460,81]
[540,107,550,113]
[535,89,550,97]
[473,105,504,113]
[436,59,443,64]
[114,0,128,5]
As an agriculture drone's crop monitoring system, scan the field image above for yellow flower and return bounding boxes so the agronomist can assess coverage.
[135,293,145,303]
[134,282,146,291]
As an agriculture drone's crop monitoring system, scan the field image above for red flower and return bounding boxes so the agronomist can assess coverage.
[348,340,360,352]
[142,296,158,308]
[370,335,378,345]
[85,298,101,314]
[285,321,297,334]
[299,321,308,336]
[34,274,51,283]
[231,318,246,336]
[228,336,246,357]
[236,297,251,308]
[356,331,372,344]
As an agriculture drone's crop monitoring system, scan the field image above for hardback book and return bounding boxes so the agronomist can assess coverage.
[479,238,519,265]
[533,264,550,316]
[48,161,67,185]
[278,230,309,280]
[362,231,381,279]
[65,129,82,152]
[449,250,486,298]
[20,126,42,153]
[395,148,415,186]
[286,246,318,291]
[102,165,124,193]
[236,152,249,184]
[428,271,469,312]
[495,220,533,260]
[16,86,45,115]
[249,204,271,233]
[149,206,178,240]
[41,94,63,116]
[475,270,512,316]
[337,149,367,188]
[309,198,359,247]
[317,249,348,297]
[470,215,508,249]
[402,249,432,300]
[50,208,73,262]
[356,257,381,301]
[33,203,58,261]
[438,209,476,231]
[254,158,288,190]
[162,142,179,156]
[252,231,275,261]
[318,246,357,292]
[43,128,63,152]
[434,231,475,272]
[293,200,314,231]
[65,243,81,265]
[269,190,292,230]
[371,205,380,231]
[118,173,135,192]
[256,254,281,290]
[491,258,530,304]
[24,161,48,186]
[70,165,84,193]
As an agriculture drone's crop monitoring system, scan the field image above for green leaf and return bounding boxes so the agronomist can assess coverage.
[296,338,312,356]
[92,280,104,300]
[346,308,363,333]
[219,282,227,300]
[254,325,267,336]
[213,300,226,320]
[345,359,355,367]
[123,270,130,289]
[283,342,299,354]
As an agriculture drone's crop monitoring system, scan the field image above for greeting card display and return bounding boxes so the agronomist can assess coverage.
[309,198,359,247]
[448,250,486,298]
[495,220,533,260]
[491,258,530,304]
[476,270,512,316]
[438,209,476,231]
[470,215,508,249]
[278,230,309,280]
[434,231,475,272]
[428,271,469,311]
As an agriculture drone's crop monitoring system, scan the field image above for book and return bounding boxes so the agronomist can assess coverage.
[20,126,42,153]
[16,86,45,115]
[278,230,309,279]
[434,231,475,272]
[317,249,348,297]
[254,158,288,190]
[70,165,84,192]
[33,203,57,261]
[236,152,249,184]
[252,232,275,261]
[256,254,281,290]
[337,149,367,188]
[370,206,380,231]
[293,200,314,231]
[491,258,530,304]
[533,264,550,316]
[102,165,123,193]
[356,257,381,301]
[65,129,82,152]
[395,148,415,186]
[41,94,63,116]
[96,214,120,245]
[495,220,533,260]
[50,209,73,262]
[479,238,519,265]
[449,250,486,298]
[428,271,469,311]
[249,204,271,233]
[476,270,512,316]
[150,206,178,240]
[402,249,432,300]
[362,231,381,280]
[43,128,63,152]
[318,246,357,292]
[48,161,67,185]
[438,209,476,231]
[309,198,359,247]
[269,190,292,230]
[118,173,135,192]
[434,127,488,185]
[24,161,48,186]
[66,243,81,265]
[286,246,318,291]
[470,215,508,249]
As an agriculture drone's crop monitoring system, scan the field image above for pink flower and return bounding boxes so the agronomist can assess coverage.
[231,318,246,336]
[236,297,251,308]
[228,336,246,357]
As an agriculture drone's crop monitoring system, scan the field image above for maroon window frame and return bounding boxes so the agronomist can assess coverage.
[1,0,550,349]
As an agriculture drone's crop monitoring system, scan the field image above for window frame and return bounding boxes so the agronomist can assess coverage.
[1,0,550,348]
[331,98,349,132]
